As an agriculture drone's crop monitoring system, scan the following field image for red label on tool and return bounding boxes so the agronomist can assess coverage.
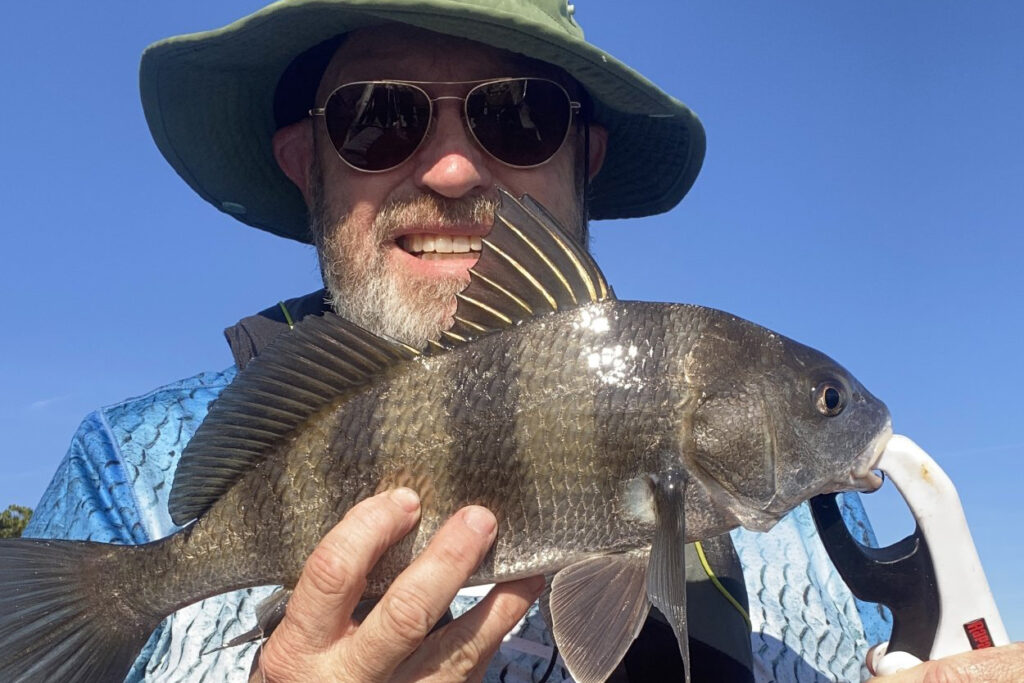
[964,618,994,649]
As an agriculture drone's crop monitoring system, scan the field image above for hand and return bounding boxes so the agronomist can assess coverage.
[251,488,544,682]
[867,643,1024,681]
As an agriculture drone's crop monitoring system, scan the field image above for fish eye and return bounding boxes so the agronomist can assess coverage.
[814,381,846,417]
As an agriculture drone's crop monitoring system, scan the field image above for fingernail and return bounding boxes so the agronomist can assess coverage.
[462,506,496,536]
[389,487,420,512]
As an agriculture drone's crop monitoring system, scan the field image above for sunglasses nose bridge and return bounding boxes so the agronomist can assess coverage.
[429,94,466,103]
[427,94,469,127]
[425,93,505,167]
[421,96,477,150]
[413,102,494,198]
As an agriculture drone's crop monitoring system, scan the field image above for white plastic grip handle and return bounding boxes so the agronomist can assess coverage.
[872,435,1009,666]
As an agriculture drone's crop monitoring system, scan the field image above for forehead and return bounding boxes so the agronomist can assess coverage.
[319,24,567,93]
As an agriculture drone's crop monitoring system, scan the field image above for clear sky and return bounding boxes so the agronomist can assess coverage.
[2,0,1022,643]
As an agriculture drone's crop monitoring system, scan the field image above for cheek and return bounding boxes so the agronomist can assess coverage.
[493,152,579,228]
[318,200,382,272]
[320,183,388,251]
[319,148,405,216]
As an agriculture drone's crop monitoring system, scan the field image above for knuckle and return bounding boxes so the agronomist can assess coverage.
[332,645,381,683]
[253,642,283,682]
[380,585,436,643]
[436,624,485,678]
[434,536,480,573]
[257,637,314,682]
[342,497,406,553]
[302,543,363,599]
[344,502,390,546]
[920,662,971,683]
[490,592,530,627]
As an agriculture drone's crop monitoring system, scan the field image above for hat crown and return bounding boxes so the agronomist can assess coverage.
[444,0,583,37]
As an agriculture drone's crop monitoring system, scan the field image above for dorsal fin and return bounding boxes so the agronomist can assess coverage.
[443,189,614,344]
[169,315,420,525]
[172,191,610,520]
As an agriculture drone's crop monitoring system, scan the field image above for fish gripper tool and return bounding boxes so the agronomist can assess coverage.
[810,434,1009,675]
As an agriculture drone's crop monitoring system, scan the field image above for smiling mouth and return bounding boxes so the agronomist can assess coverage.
[399,234,483,261]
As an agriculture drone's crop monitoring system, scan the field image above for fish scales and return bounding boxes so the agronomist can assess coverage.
[334,301,678,589]
[115,302,694,610]
[0,191,890,683]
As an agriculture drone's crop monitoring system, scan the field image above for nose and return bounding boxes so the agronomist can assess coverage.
[412,101,493,198]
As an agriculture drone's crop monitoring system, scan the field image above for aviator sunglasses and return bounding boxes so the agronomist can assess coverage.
[309,77,582,172]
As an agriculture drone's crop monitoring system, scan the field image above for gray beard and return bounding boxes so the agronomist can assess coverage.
[309,164,500,348]
[307,150,585,349]
[324,252,462,348]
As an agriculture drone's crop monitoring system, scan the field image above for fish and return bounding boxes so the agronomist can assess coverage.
[0,189,891,683]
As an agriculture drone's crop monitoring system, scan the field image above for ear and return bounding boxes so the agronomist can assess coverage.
[586,123,609,181]
[272,119,315,205]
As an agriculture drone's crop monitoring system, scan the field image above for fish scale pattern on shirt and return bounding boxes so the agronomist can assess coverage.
[22,369,271,681]
[733,496,892,682]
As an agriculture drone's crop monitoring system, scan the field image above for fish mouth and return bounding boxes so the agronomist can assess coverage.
[849,420,893,492]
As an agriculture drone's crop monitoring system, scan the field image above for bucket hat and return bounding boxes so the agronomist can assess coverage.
[140,0,706,243]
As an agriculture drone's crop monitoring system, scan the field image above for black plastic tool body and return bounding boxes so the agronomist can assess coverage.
[809,494,941,661]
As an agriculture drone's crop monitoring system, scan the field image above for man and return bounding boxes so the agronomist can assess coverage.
[20,1,1022,681]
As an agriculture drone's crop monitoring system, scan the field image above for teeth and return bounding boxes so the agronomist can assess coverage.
[401,233,484,255]
[422,252,477,261]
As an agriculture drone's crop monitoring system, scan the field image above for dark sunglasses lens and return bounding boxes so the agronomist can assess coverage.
[324,83,430,171]
[466,79,572,167]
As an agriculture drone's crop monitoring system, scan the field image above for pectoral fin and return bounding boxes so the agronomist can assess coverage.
[207,588,294,654]
[548,551,650,683]
[647,469,691,682]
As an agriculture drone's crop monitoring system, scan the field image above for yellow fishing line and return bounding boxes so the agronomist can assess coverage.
[694,540,752,629]
[278,301,295,330]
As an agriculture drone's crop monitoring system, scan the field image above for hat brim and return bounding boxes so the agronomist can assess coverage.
[140,0,705,243]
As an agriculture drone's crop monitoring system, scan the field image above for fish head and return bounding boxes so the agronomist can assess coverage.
[681,310,891,533]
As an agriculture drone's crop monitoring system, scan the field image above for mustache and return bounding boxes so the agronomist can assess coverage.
[372,192,500,238]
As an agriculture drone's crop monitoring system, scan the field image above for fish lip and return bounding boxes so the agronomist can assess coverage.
[850,420,893,492]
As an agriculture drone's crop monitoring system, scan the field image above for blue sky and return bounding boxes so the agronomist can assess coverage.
[2,1,1022,643]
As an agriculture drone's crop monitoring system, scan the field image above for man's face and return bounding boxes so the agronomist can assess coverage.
[277,25,605,347]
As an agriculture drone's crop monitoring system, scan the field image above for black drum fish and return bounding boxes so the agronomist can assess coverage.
[0,190,890,682]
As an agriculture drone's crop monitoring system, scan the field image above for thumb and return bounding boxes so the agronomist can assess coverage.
[868,643,1024,681]
[866,643,922,677]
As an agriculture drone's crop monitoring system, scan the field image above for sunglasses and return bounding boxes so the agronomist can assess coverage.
[309,77,582,173]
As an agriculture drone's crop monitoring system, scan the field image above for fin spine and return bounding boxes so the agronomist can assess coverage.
[483,239,558,311]
[455,293,515,326]
[467,269,535,316]
[497,214,578,305]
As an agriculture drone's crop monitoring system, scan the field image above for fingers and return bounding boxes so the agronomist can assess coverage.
[348,506,500,680]
[868,642,1024,681]
[866,644,923,677]
[258,488,421,679]
[393,576,546,682]
[256,497,524,683]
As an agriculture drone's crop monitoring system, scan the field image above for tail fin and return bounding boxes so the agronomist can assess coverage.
[0,538,162,682]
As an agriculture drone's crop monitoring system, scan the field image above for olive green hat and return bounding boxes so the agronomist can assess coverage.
[140,0,705,243]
